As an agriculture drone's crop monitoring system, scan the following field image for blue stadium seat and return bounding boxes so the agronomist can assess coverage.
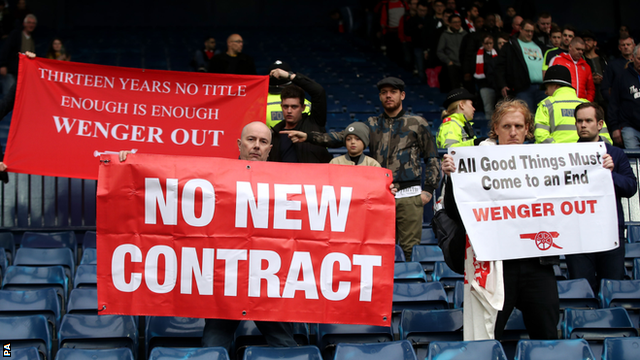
[316,323,393,359]
[399,309,463,360]
[334,340,417,360]
[8,347,41,360]
[410,245,444,273]
[82,231,96,250]
[514,339,596,360]
[243,345,321,360]
[67,288,98,314]
[493,309,527,358]
[602,337,640,360]
[2,266,68,311]
[73,265,97,288]
[80,249,97,265]
[145,316,205,357]
[55,348,135,360]
[624,243,640,271]
[557,279,599,310]
[59,314,138,356]
[427,340,508,360]
[0,248,6,282]
[0,288,61,337]
[394,262,428,283]
[627,225,640,243]
[600,279,640,309]
[0,232,15,265]
[564,307,638,339]
[421,228,437,245]
[431,262,464,289]
[395,245,406,262]
[14,247,75,282]
[452,281,464,309]
[0,315,51,360]
[149,347,230,360]
[635,258,640,280]
[392,282,449,336]
[393,283,449,312]
[21,231,78,260]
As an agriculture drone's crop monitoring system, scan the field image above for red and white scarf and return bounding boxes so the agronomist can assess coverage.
[474,47,497,79]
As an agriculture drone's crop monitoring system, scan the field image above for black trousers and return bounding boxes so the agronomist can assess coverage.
[494,258,559,340]
[202,319,297,354]
[565,239,626,294]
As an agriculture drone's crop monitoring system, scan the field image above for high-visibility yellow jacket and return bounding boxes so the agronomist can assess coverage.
[534,86,612,144]
[436,112,476,148]
[266,93,312,128]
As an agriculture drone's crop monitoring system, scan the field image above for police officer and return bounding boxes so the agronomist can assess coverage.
[436,88,478,148]
[534,65,612,144]
[266,60,311,128]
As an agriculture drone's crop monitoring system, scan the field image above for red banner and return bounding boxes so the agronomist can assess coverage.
[4,55,268,179]
[97,154,396,326]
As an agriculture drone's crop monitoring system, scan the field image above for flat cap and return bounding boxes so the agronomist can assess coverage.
[376,77,405,92]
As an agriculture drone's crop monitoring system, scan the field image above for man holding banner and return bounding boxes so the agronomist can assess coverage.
[442,99,560,341]
[199,121,298,352]
[565,102,637,294]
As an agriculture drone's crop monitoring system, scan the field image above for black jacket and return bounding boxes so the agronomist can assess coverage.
[495,34,547,93]
[207,53,256,75]
[269,73,332,163]
[0,28,25,75]
[608,64,640,131]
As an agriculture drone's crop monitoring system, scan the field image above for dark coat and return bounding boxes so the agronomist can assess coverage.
[495,34,547,93]
[0,28,24,75]
[207,53,256,75]
[269,73,332,164]
[608,64,640,131]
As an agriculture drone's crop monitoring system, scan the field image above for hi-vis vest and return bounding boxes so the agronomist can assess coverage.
[534,87,612,144]
[266,93,312,128]
[436,112,476,148]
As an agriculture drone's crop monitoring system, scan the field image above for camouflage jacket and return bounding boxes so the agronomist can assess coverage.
[309,110,441,193]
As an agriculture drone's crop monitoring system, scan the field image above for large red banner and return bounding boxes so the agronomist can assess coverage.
[97,154,396,326]
[4,55,268,179]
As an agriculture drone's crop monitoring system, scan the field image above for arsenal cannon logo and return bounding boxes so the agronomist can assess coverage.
[520,231,563,251]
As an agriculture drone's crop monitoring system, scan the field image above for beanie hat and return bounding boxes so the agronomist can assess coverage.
[344,122,370,148]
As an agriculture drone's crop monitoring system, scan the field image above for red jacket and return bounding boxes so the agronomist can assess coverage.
[548,52,595,101]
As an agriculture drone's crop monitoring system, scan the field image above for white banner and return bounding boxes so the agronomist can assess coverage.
[450,143,618,261]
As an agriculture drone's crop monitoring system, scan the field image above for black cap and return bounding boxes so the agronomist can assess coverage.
[443,88,475,108]
[581,30,596,41]
[542,65,574,89]
[269,60,292,89]
[376,77,405,92]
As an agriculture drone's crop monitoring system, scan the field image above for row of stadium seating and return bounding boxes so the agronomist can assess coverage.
[5,337,639,360]
[0,308,638,359]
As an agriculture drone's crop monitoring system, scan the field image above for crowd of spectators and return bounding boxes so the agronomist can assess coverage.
[359,0,637,150]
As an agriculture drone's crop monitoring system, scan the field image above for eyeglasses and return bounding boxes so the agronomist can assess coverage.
[230,40,244,44]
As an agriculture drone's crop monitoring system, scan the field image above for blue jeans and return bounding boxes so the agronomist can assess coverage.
[621,126,640,149]
[515,84,545,112]
[202,319,297,354]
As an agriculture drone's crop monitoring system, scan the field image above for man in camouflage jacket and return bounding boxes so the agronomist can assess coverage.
[283,77,440,259]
